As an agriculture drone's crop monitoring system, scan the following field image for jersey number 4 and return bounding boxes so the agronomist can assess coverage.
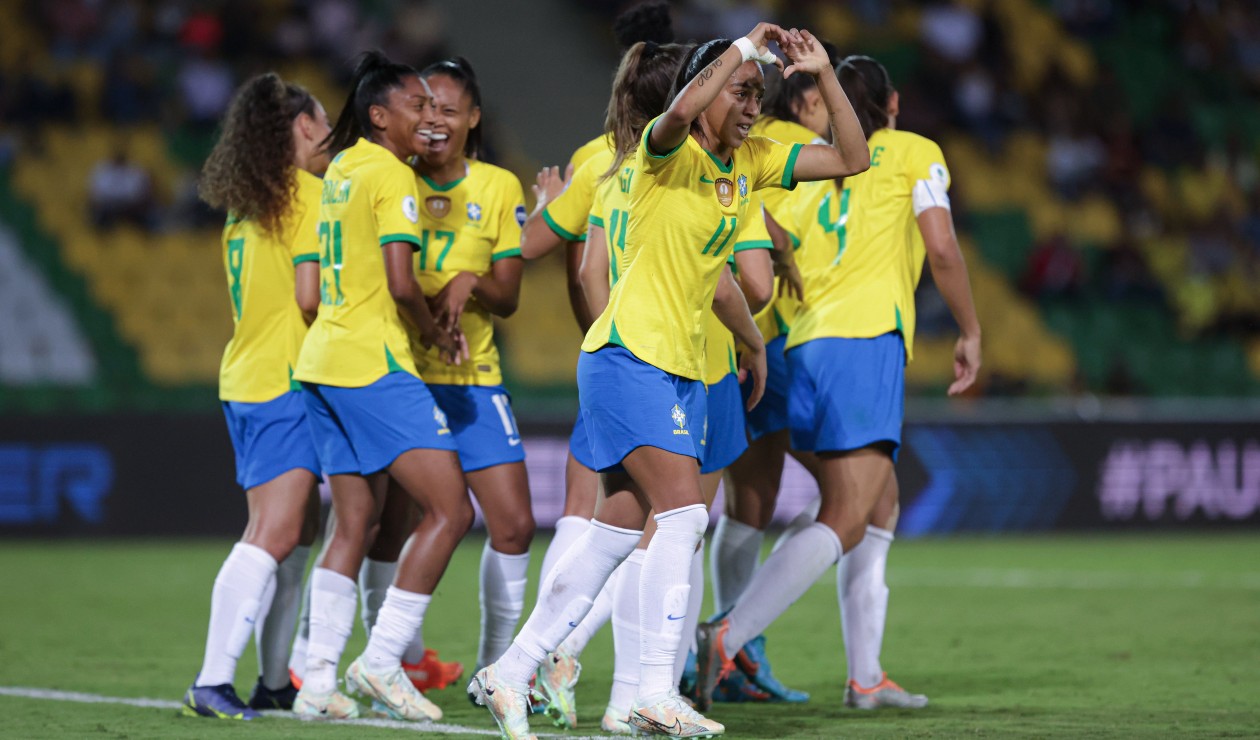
[818,189,851,266]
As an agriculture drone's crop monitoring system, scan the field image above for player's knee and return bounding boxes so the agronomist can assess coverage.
[490,513,536,553]
[434,497,476,537]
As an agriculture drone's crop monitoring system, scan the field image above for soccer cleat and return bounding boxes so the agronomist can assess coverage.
[601,705,634,734]
[292,686,361,719]
[467,665,537,740]
[536,648,581,728]
[844,674,929,710]
[182,683,261,720]
[629,692,725,737]
[712,669,772,703]
[403,649,464,692]
[693,618,736,712]
[289,668,303,691]
[344,655,443,721]
[247,677,299,710]
[734,635,809,703]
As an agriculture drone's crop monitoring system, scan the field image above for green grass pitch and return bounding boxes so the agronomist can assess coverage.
[2,534,1258,738]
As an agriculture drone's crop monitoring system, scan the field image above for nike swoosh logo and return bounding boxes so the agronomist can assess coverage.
[568,621,579,628]
[699,175,714,184]
[666,613,685,620]
[635,712,684,735]
[508,438,522,446]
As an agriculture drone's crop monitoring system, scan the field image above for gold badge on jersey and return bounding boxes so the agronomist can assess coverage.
[715,178,734,207]
[426,196,451,219]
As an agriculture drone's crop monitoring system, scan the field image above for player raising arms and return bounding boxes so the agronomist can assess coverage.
[291,51,471,722]
[695,55,982,711]
[183,73,329,721]
[471,25,869,739]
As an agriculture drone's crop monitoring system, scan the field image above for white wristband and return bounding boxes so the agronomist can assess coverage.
[733,37,759,63]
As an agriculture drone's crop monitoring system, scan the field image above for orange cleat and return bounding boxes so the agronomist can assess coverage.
[403,649,464,692]
[289,668,302,691]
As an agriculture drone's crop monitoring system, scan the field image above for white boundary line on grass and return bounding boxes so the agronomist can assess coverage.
[0,686,604,739]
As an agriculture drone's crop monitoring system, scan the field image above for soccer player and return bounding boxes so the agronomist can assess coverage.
[695,55,982,712]
[291,51,471,722]
[182,73,329,721]
[470,25,869,739]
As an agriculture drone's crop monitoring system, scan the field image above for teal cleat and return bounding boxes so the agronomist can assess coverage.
[734,635,810,703]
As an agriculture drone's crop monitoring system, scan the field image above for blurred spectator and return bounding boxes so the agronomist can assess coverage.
[1021,233,1086,300]
[920,0,983,65]
[1098,237,1163,303]
[102,53,159,124]
[177,51,234,127]
[89,148,156,231]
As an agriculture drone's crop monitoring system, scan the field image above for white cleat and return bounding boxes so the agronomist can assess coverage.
[629,691,724,737]
[844,674,929,710]
[468,665,537,740]
[344,655,443,721]
[292,686,361,719]
[536,648,581,728]
[601,704,634,734]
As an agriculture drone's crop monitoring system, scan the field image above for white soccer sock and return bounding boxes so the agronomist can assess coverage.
[495,520,641,690]
[303,568,358,695]
[637,504,709,699]
[539,515,590,588]
[358,557,397,637]
[196,543,278,687]
[256,544,309,690]
[558,570,614,657]
[710,515,763,614]
[840,525,893,688]
[364,586,430,674]
[288,570,313,682]
[673,541,706,684]
[608,550,644,712]
[478,543,531,669]
[770,495,822,555]
[725,522,842,658]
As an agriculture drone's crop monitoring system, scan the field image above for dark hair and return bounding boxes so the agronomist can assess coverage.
[667,39,734,136]
[421,56,482,159]
[200,72,316,236]
[325,50,419,155]
[837,54,893,139]
[612,0,674,49]
[603,41,691,180]
[765,39,841,125]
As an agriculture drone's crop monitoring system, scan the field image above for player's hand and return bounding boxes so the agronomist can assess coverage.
[531,164,572,211]
[781,29,829,79]
[743,23,789,73]
[739,342,768,411]
[773,250,805,303]
[948,332,981,396]
[433,271,478,332]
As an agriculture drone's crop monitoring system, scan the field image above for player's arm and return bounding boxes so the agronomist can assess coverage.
[471,256,523,318]
[384,242,463,364]
[733,247,773,314]
[566,242,594,332]
[764,208,804,301]
[713,265,766,410]
[919,207,981,395]
[294,261,320,325]
[780,31,869,181]
[649,24,788,155]
[520,164,573,259]
[578,223,611,327]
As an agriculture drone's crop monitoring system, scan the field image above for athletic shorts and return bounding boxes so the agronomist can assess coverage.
[222,391,321,490]
[701,373,749,474]
[568,412,597,471]
[301,372,457,476]
[576,345,706,473]
[428,384,526,473]
[787,332,905,461]
[741,334,790,441]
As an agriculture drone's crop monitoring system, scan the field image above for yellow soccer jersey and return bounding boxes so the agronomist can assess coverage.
[411,160,526,386]
[294,138,424,387]
[586,158,638,287]
[219,169,322,402]
[543,147,614,242]
[747,116,826,343]
[570,133,614,171]
[785,128,951,361]
[581,117,802,380]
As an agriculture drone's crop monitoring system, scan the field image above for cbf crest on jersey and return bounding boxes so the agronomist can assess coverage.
[671,403,689,435]
[426,195,451,219]
[466,202,482,222]
[715,177,734,207]
[737,174,748,199]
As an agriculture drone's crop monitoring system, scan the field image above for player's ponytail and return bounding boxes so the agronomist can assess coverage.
[325,50,419,155]
[612,0,674,49]
[201,72,316,236]
[836,55,892,140]
[765,39,841,126]
[602,41,691,181]
[421,56,483,159]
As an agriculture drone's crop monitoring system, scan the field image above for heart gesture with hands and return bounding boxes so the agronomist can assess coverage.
[779,29,831,79]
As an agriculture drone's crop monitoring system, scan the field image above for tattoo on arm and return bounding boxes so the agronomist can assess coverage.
[696,58,722,87]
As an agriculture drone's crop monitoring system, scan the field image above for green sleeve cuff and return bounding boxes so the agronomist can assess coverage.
[542,208,585,242]
[492,247,523,262]
[781,143,803,190]
[588,214,605,228]
[643,118,684,159]
[786,231,801,249]
[379,233,422,250]
[292,252,319,265]
[733,239,773,252]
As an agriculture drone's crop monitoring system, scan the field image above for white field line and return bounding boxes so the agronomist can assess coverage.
[889,567,1260,591]
[0,686,604,738]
